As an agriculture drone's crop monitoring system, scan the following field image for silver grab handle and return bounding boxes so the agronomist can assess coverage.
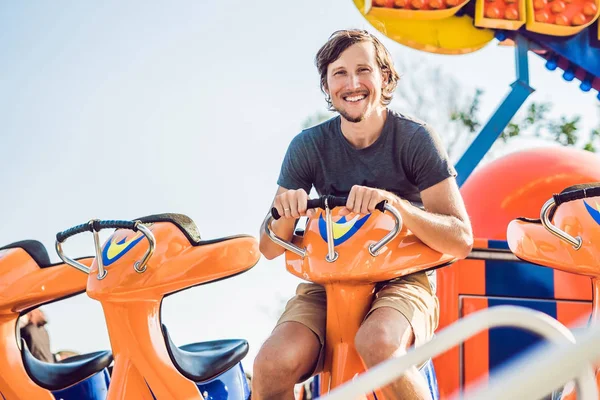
[55,220,156,278]
[132,223,155,273]
[368,203,403,256]
[540,198,582,250]
[264,215,307,258]
[55,240,91,275]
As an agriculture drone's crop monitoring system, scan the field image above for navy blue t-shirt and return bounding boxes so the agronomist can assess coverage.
[278,109,456,205]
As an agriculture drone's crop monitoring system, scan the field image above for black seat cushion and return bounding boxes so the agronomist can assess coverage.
[161,324,248,383]
[559,183,600,193]
[0,240,51,268]
[137,213,203,244]
[21,340,113,391]
[136,213,250,246]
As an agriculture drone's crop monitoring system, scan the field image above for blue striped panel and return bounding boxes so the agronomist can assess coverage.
[484,241,554,299]
[485,259,555,299]
[488,298,557,373]
[487,240,510,250]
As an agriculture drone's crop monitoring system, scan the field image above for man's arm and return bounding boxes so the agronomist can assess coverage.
[394,178,473,258]
[344,178,473,259]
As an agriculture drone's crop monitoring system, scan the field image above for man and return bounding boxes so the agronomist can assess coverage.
[253,29,473,400]
[20,308,54,363]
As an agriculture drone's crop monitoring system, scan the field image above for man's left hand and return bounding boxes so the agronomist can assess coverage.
[341,185,397,216]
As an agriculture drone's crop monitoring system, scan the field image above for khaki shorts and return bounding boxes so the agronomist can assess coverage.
[275,271,439,378]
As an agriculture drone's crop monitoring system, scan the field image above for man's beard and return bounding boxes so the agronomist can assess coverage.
[336,107,365,123]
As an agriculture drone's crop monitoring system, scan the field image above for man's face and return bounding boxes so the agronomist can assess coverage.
[325,41,387,123]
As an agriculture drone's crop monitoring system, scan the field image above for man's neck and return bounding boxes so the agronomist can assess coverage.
[340,107,388,149]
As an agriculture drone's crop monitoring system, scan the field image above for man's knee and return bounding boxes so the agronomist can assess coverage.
[355,324,407,366]
[355,308,414,366]
[254,341,306,382]
[253,323,321,386]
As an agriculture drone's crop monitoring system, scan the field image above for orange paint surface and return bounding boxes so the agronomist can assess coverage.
[532,0,597,25]
[0,246,92,399]
[372,0,469,10]
[461,297,490,392]
[484,0,522,20]
[83,219,261,400]
[286,207,456,397]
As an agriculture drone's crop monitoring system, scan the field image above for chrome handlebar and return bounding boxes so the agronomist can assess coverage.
[55,219,156,279]
[540,198,582,250]
[264,200,403,261]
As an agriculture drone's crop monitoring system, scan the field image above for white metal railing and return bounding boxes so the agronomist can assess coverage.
[320,306,597,400]
[463,317,600,400]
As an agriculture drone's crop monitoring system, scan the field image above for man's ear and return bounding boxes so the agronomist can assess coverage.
[382,70,390,88]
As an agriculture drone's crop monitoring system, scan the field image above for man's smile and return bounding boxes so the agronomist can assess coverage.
[342,91,368,104]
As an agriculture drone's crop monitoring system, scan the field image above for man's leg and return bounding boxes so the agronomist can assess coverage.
[20,324,54,363]
[355,307,432,400]
[355,273,438,400]
[252,322,321,400]
[253,283,327,400]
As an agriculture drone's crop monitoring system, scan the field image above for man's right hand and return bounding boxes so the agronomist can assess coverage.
[260,187,313,259]
[272,189,315,219]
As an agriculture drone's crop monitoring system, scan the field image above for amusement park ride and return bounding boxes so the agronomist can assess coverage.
[1,2,600,399]
[350,1,600,397]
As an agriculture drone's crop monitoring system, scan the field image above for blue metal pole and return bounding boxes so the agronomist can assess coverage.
[455,34,535,187]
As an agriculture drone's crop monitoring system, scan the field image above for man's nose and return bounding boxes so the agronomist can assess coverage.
[348,73,360,89]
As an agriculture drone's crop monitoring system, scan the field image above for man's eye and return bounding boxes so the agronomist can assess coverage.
[335,71,345,75]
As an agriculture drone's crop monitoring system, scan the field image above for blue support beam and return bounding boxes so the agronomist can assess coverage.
[455,34,535,187]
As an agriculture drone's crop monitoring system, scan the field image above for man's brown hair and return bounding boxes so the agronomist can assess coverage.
[315,29,400,110]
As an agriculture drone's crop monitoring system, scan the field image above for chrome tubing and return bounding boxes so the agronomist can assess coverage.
[133,222,155,273]
[369,203,403,256]
[92,229,107,280]
[324,197,338,262]
[540,198,582,250]
[264,215,307,258]
[55,240,91,274]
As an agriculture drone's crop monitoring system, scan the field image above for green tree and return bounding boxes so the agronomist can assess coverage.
[451,94,599,153]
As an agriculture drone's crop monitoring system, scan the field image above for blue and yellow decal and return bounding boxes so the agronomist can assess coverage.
[583,200,600,225]
[318,213,370,246]
[102,233,145,266]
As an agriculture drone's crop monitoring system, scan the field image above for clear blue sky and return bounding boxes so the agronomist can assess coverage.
[1,1,598,373]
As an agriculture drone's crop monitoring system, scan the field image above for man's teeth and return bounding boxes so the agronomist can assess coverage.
[345,95,366,102]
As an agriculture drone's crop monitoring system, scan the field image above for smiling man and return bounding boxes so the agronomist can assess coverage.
[253,29,473,400]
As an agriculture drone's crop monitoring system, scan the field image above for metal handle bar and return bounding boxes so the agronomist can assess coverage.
[540,198,582,250]
[321,306,596,400]
[265,195,402,260]
[368,203,402,256]
[270,196,348,220]
[55,219,155,279]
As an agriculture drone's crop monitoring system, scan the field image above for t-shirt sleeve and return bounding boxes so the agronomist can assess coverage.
[406,124,457,192]
[277,133,313,193]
